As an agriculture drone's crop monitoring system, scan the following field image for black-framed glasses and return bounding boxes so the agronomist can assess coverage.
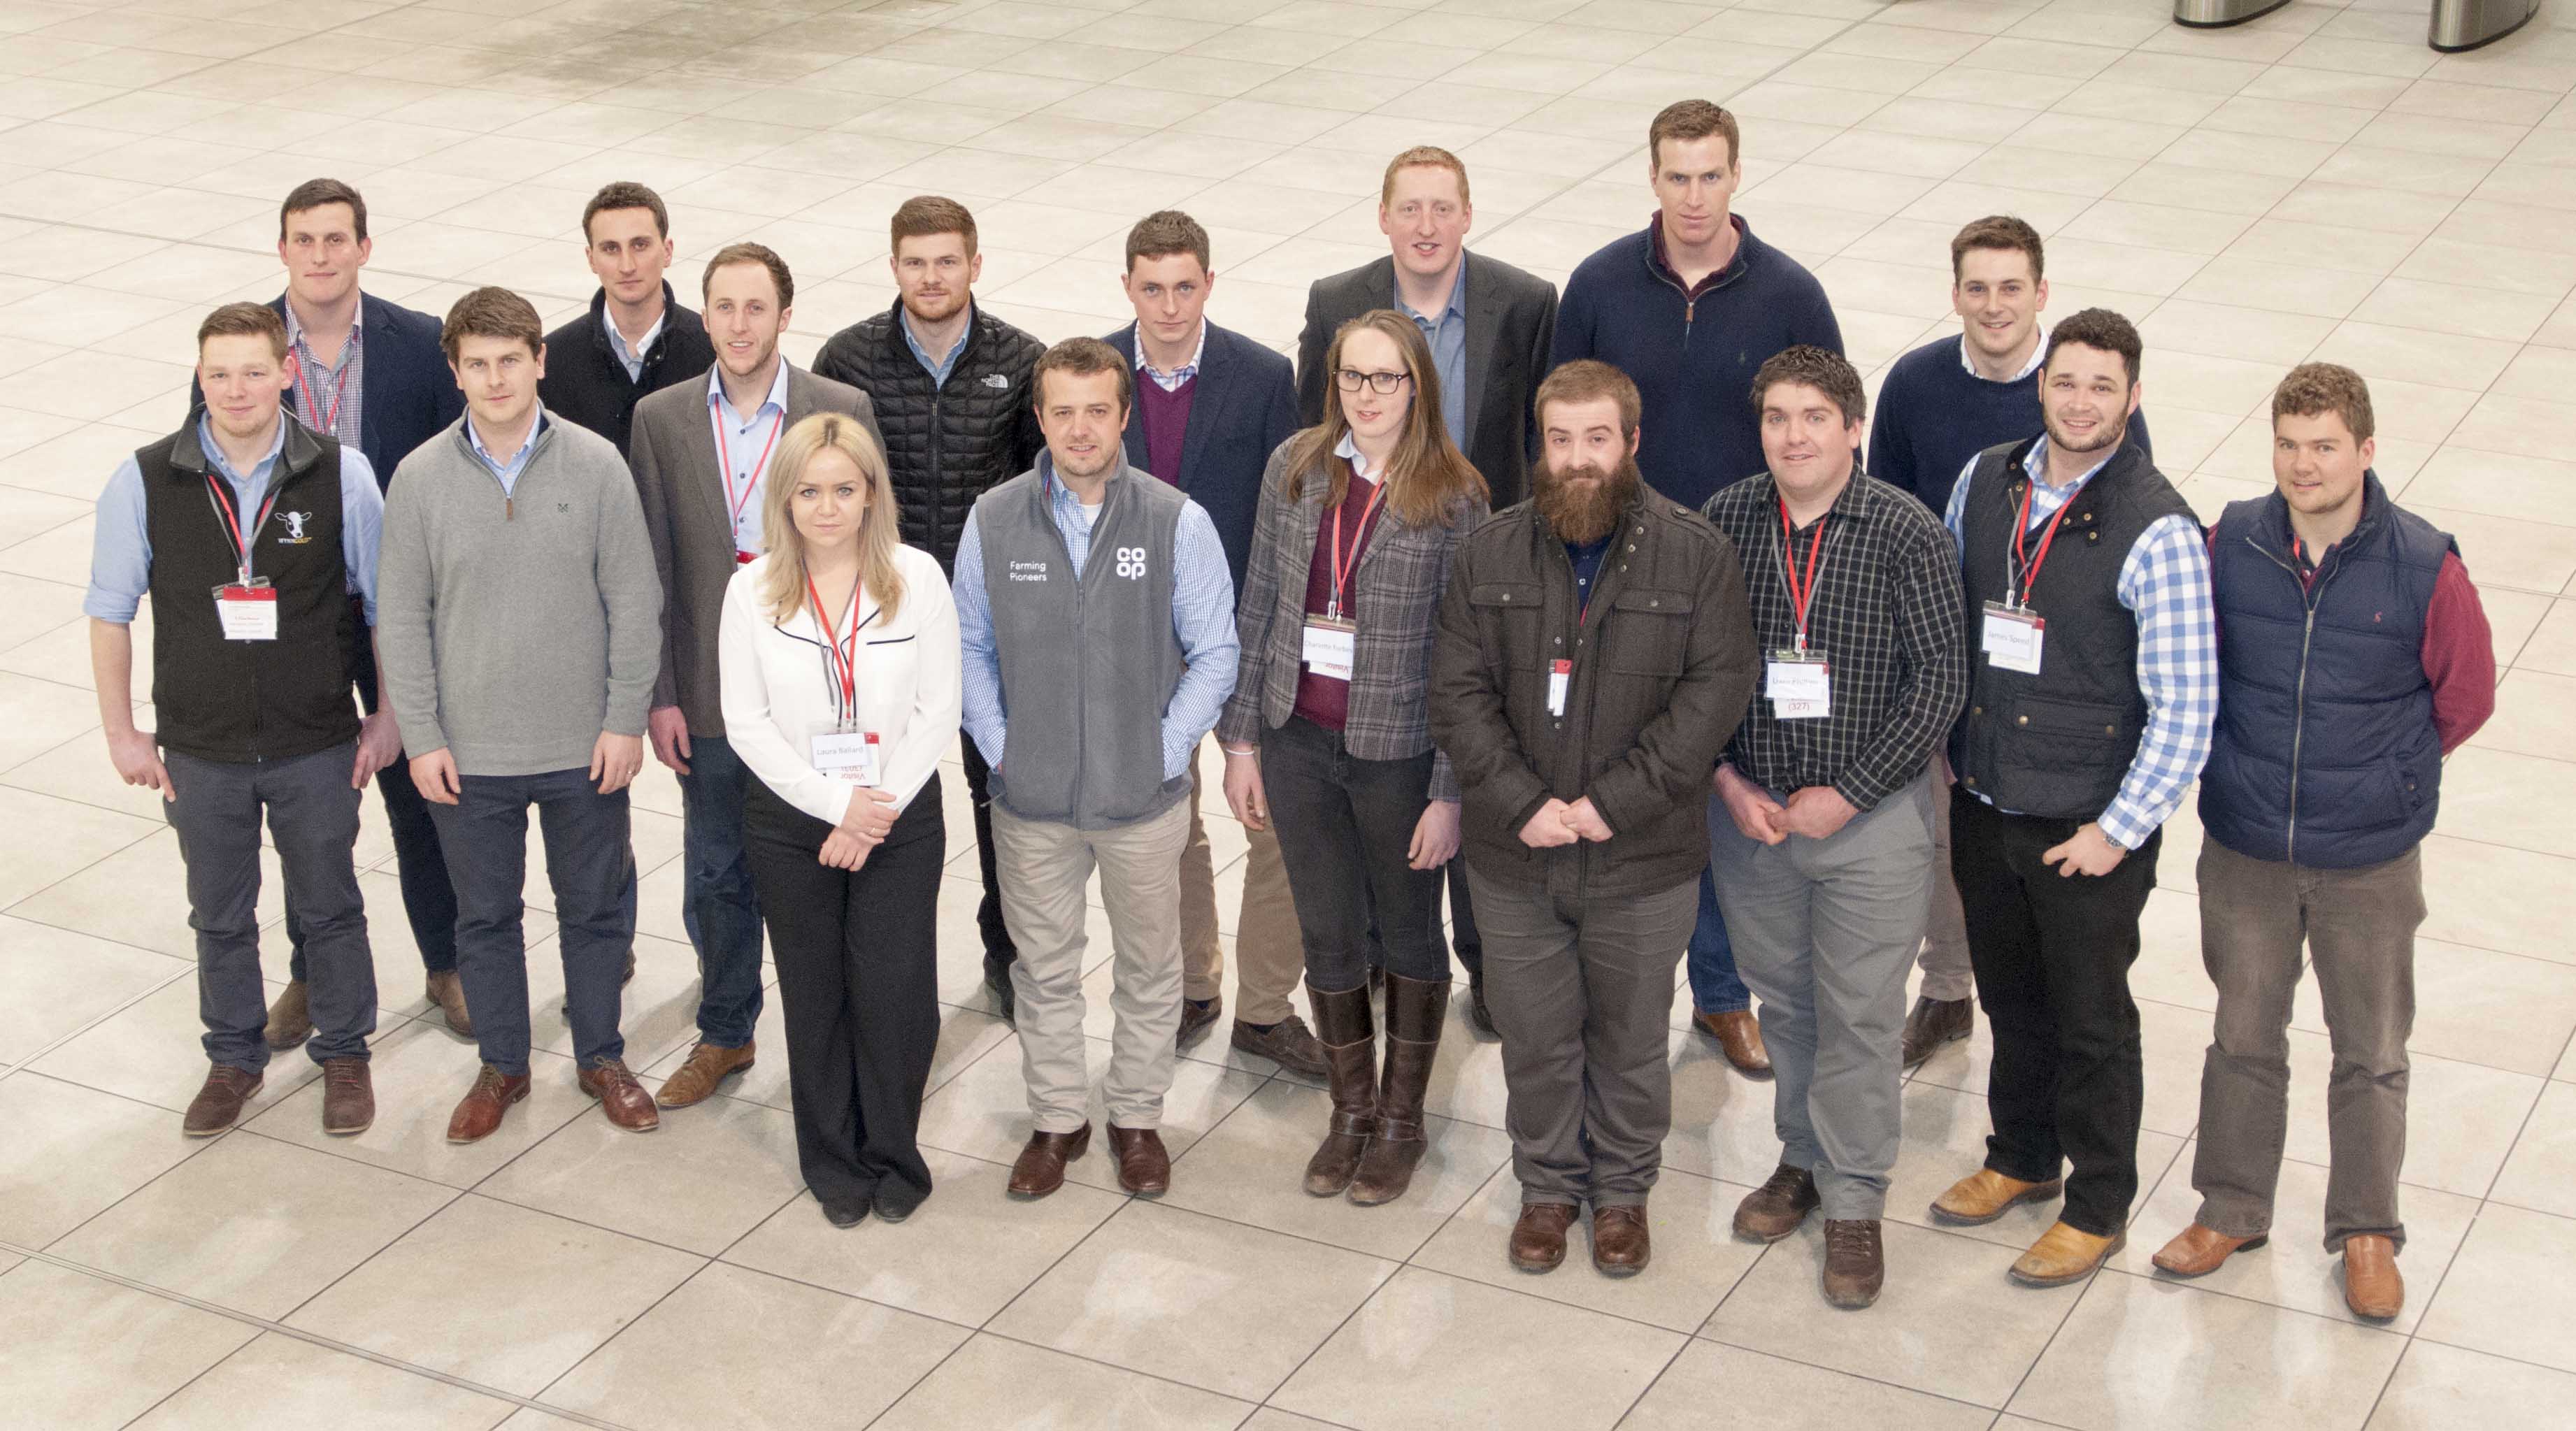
[1334,368,1413,395]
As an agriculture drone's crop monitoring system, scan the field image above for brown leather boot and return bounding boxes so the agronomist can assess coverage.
[1009,1126,1090,1198]
[2342,1235,2403,1321]
[1303,984,1376,1198]
[1591,1204,1651,1275]
[580,1058,660,1132]
[320,1058,373,1136]
[1822,1218,1884,1308]
[447,1064,531,1144]
[2010,1221,2124,1287]
[1348,972,1447,1206]
[264,980,313,1052]
[1107,1125,1171,1195]
[1733,1163,1820,1242]
[1693,1009,1770,1076]
[1510,1202,1575,1273]
[1930,1167,2064,1226]
[654,1040,756,1109]
[2152,1223,2267,1278]
[422,970,473,1038]
[183,1065,263,1137]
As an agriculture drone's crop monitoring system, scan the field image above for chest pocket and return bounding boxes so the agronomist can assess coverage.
[1605,587,1694,676]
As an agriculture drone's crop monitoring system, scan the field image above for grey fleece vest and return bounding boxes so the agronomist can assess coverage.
[978,462,1187,829]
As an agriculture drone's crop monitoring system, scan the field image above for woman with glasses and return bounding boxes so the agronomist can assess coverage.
[718,412,961,1228]
[1220,310,1489,1206]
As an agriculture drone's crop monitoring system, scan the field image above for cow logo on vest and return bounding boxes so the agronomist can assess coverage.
[278,512,315,545]
[1115,546,1147,580]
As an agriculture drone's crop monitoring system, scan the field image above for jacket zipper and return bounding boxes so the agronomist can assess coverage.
[2247,534,2343,864]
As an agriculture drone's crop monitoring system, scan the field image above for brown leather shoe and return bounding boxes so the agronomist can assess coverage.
[1694,1009,1770,1076]
[2152,1223,2267,1278]
[1303,984,1375,1198]
[1900,995,1972,1070]
[1733,1163,1820,1242]
[1931,1168,2064,1226]
[1591,1204,1651,1276]
[2341,1234,2404,1321]
[264,980,313,1051]
[183,1065,262,1137]
[1176,995,1222,1051]
[320,1058,373,1136]
[1822,1218,1885,1309]
[1350,972,1447,1206]
[580,1058,660,1132]
[654,1040,756,1109]
[1108,1124,1171,1195]
[447,1064,531,1144]
[2010,1221,2124,1287]
[1232,1013,1327,1077]
[1009,1126,1091,1198]
[1510,1202,1575,1273]
[423,970,473,1038]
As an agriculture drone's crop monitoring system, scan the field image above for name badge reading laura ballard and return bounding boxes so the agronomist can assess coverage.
[1981,601,2045,675]
[213,582,277,641]
[810,730,881,786]
[1766,650,1831,719]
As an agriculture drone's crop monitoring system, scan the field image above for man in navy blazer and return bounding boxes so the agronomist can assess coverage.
[1103,210,1324,1079]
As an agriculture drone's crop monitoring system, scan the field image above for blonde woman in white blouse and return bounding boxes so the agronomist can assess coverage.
[718,412,961,1228]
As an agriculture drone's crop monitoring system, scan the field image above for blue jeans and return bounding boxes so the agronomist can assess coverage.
[677,733,764,1047]
[1686,863,1750,1015]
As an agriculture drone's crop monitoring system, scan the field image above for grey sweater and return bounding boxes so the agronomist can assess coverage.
[377,413,663,777]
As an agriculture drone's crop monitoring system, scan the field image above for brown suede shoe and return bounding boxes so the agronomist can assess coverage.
[1010,1126,1092,1198]
[654,1040,756,1109]
[320,1058,373,1136]
[1734,1163,1821,1242]
[423,970,473,1038]
[2342,1235,2404,1321]
[1231,1014,1327,1077]
[183,1065,263,1137]
[1899,995,1972,1070]
[580,1058,660,1132]
[1176,995,1222,1051]
[1931,1168,2064,1226]
[1693,1009,1770,1076]
[1510,1202,1576,1273]
[2010,1221,2124,1287]
[264,980,313,1052]
[447,1064,531,1144]
[2152,1223,2267,1278]
[1591,1204,1651,1276]
[1108,1124,1171,1195]
[1822,1218,1886,1309]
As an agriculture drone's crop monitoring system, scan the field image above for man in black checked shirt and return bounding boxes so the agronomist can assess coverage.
[1699,346,1968,1309]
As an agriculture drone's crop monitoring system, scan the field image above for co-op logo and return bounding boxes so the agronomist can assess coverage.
[1115,546,1146,580]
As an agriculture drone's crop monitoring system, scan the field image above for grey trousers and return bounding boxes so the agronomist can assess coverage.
[2192,836,2421,1253]
[1710,773,1935,1221]
[1917,764,1974,1001]
[1471,867,1697,1209]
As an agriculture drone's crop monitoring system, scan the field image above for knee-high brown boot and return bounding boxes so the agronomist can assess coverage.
[1350,972,1449,1206]
[1304,983,1377,1196]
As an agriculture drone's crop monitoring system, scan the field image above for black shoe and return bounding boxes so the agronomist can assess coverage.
[1467,977,1496,1038]
[984,957,1017,1026]
[821,1195,869,1228]
[1900,995,1973,1070]
[873,1181,927,1223]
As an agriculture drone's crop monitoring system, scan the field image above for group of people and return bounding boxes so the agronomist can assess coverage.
[92,98,2493,1321]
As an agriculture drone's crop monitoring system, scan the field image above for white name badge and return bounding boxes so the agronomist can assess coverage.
[214,582,277,641]
[1301,617,1356,683]
[1981,602,2045,675]
[811,729,881,786]
[1766,652,1831,720]
[1547,659,1570,717]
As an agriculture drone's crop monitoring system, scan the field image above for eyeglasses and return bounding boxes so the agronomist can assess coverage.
[1334,368,1413,395]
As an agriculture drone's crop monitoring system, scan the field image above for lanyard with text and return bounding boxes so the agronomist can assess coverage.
[714,403,785,562]
[806,573,880,784]
[1982,478,2069,676]
[1767,498,1832,719]
[297,355,352,438]
[1302,475,1386,684]
[206,474,281,641]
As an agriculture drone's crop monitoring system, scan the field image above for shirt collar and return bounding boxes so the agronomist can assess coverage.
[1333,429,1384,485]
[2022,435,2118,496]
[706,359,790,423]
[468,404,545,473]
[902,305,971,371]
[1647,212,1745,299]
[606,302,668,366]
[195,410,287,486]
[1959,325,2048,383]
[1394,259,1467,326]
[285,295,364,359]
[1136,321,1207,387]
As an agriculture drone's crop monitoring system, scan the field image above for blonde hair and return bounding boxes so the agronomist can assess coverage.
[1281,310,1486,529]
[758,412,905,628]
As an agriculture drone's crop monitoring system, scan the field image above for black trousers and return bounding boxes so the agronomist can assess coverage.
[959,740,1018,972]
[744,777,945,1207]
[1261,716,1447,991]
[1951,793,2160,1237]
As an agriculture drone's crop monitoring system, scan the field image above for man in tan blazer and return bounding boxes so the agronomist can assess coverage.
[629,242,880,1109]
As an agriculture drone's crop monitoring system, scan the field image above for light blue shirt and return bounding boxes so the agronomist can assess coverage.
[708,360,790,558]
[466,406,546,496]
[605,305,666,384]
[85,413,385,625]
[1396,259,1469,449]
[903,306,971,389]
[952,454,1238,781]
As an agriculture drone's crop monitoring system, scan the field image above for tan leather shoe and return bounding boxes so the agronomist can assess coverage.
[264,980,313,1051]
[580,1058,660,1132]
[1733,1163,1820,1243]
[1591,1204,1651,1276]
[447,1064,531,1144]
[422,970,473,1038]
[183,1065,263,1137]
[1930,1168,2064,1226]
[2152,1223,2266,1278]
[1694,1009,1771,1075]
[2010,1221,2124,1287]
[1108,1124,1171,1195]
[2342,1235,2404,1321]
[320,1058,373,1137]
[654,1040,756,1109]
[1510,1202,1576,1273]
[1009,1126,1091,1198]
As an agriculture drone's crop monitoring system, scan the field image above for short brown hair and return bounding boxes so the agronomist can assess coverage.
[702,242,793,309]
[2044,307,2144,386]
[1380,145,1471,209]
[891,194,978,259]
[2272,361,2375,445]
[582,181,669,242]
[1950,214,2043,283]
[439,286,543,364]
[280,178,367,243]
[1033,336,1132,415]
[1752,345,1866,428]
[1534,359,1642,440]
[1649,99,1740,173]
[197,301,289,361]
[1125,210,1210,273]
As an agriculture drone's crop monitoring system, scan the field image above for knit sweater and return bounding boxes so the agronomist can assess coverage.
[375,414,664,777]
[1868,333,2154,518]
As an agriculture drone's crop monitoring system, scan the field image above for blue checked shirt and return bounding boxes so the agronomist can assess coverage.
[953,454,1239,781]
[1946,440,2215,850]
[1137,320,1205,393]
[285,299,365,451]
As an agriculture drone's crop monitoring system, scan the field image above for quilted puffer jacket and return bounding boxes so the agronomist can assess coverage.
[813,299,1046,573]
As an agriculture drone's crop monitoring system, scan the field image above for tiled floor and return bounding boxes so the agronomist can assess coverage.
[0,0,2573,1425]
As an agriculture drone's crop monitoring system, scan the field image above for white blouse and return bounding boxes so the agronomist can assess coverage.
[717,545,963,827]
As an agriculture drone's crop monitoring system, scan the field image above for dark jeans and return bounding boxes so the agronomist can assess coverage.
[1262,716,1447,991]
[166,742,378,1072]
[959,738,1018,975]
[1685,862,1752,1015]
[291,643,457,979]
[745,778,945,1207]
[427,767,632,1077]
[676,733,764,1047]
[1952,793,2160,1237]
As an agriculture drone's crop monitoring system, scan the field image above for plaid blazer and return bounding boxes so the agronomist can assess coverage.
[1219,440,1488,799]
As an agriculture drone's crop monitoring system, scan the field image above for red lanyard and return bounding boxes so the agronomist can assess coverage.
[296,356,352,438]
[1325,475,1388,621]
[715,404,785,548]
[204,473,278,584]
[1776,498,1829,653]
[2007,478,2076,609]
[807,574,860,729]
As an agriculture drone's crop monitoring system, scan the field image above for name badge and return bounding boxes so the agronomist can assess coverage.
[1301,616,1356,683]
[811,729,881,785]
[1766,650,1831,720]
[1547,658,1570,717]
[213,582,277,642]
[1982,601,2045,675]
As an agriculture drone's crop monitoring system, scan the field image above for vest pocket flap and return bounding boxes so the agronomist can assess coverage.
[1468,582,1543,609]
[1610,588,1693,616]
[2008,694,2133,740]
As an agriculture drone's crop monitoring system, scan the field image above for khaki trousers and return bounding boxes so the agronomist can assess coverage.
[1180,739,1303,1023]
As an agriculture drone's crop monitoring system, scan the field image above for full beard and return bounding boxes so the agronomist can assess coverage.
[1533,454,1641,546]
[2045,408,2127,457]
